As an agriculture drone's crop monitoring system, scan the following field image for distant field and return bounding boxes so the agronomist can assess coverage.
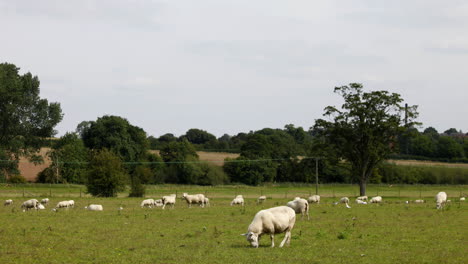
[0,184,467,264]
[387,159,468,168]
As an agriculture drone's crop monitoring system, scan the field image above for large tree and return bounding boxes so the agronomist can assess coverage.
[0,63,63,181]
[315,83,418,195]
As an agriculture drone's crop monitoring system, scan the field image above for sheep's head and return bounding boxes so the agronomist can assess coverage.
[241,232,259,248]
[182,193,188,197]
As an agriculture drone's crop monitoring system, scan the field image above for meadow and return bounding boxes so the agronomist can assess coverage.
[0,184,467,264]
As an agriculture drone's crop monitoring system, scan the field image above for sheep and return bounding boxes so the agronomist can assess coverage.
[85,204,103,211]
[460,197,465,201]
[4,199,13,206]
[182,193,206,208]
[21,199,39,211]
[141,199,155,208]
[154,199,164,207]
[257,196,267,204]
[414,199,425,203]
[68,200,75,208]
[40,198,49,205]
[231,195,244,206]
[286,198,309,220]
[307,195,320,204]
[356,196,368,201]
[355,199,367,205]
[241,206,296,248]
[55,200,71,209]
[162,194,176,209]
[204,197,210,207]
[369,196,383,204]
[435,192,447,209]
[336,197,351,208]
[37,203,46,210]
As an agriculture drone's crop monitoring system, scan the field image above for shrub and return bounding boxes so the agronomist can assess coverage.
[7,174,27,184]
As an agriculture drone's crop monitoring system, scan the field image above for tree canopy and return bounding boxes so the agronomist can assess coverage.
[0,63,63,181]
[314,83,418,195]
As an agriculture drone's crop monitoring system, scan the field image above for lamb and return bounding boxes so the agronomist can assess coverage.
[21,199,39,211]
[85,204,103,211]
[355,199,367,205]
[307,195,320,204]
[435,192,447,209]
[182,193,206,208]
[68,200,75,208]
[40,198,49,205]
[37,203,46,210]
[356,196,368,201]
[55,200,71,209]
[4,199,13,206]
[257,196,267,204]
[154,199,163,207]
[141,199,155,208]
[460,197,465,201]
[337,197,351,208]
[286,198,309,220]
[231,195,244,206]
[369,196,383,204]
[162,194,176,209]
[241,206,296,248]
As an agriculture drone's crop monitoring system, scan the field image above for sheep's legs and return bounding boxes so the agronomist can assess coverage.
[270,234,275,247]
[279,231,291,247]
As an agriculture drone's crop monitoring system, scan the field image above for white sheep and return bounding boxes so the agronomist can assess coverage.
[85,204,103,211]
[162,194,176,209]
[204,197,210,207]
[55,200,71,209]
[355,199,367,205]
[435,192,447,209]
[37,203,46,210]
[241,206,296,248]
[307,195,320,204]
[257,196,267,204]
[4,199,13,206]
[286,198,309,220]
[68,200,75,208]
[182,193,206,208]
[154,199,164,207]
[141,199,155,208]
[40,198,49,205]
[356,196,368,201]
[21,199,39,211]
[231,195,245,206]
[337,197,351,208]
[369,196,383,204]
[460,197,465,201]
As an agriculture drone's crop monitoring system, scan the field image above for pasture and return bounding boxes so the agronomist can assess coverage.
[0,184,467,264]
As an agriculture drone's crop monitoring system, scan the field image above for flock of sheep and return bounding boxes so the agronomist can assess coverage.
[3,191,463,248]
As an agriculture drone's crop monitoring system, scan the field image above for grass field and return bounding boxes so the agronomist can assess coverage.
[0,184,467,264]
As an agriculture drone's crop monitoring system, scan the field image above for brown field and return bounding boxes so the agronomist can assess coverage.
[16,148,467,182]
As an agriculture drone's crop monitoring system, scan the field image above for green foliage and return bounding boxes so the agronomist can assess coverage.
[315,83,419,195]
[37,167,56,183]
[183,128,217,145]
[0,62,63,180]
[6,174,26,184]
[379,163,468,184]
[224,157,277,185]
[86,149,128,197]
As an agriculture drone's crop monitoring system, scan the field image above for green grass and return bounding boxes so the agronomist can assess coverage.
[0,184,467,264]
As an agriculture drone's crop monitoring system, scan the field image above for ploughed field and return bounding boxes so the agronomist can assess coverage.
[0,184,467,264]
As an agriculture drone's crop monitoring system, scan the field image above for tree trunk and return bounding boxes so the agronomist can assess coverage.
[359,179,367,196]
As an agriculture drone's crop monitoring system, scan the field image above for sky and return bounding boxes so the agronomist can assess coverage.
[1,0,468,138]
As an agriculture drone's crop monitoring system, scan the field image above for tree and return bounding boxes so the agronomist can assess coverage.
[86,149,127,197]
[0,63,63,181]
[314,83,418,195]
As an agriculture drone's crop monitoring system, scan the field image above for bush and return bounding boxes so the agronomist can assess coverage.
[7,174,27,184]
[86,149,128,197]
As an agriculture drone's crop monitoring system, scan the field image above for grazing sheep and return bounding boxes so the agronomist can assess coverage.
[257,196,267,204]
[460,197,465,201]
[40,198,49,205]
[355,199,367,205]
[336,197,351,208]
[356,196,368,201]
[241,206,296,248]
[68,200,75,208]
[307,195,320,204]
[21,199,39,211]
[55,200,71,209]
[414,199,425,203]
[85,204,103,211]
[37,203,46,210]
[231,195,245,206]
[141,199,155,208]
[154,199,163,207]
[4,199,13,206]
[162,194,176,209]
[204,197,210,207]
[435,192,447,209]
[369,196,383,204]
[182,193,206,208]
[286,198,309,220]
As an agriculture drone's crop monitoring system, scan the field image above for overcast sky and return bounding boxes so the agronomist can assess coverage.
[2,0,467,137]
